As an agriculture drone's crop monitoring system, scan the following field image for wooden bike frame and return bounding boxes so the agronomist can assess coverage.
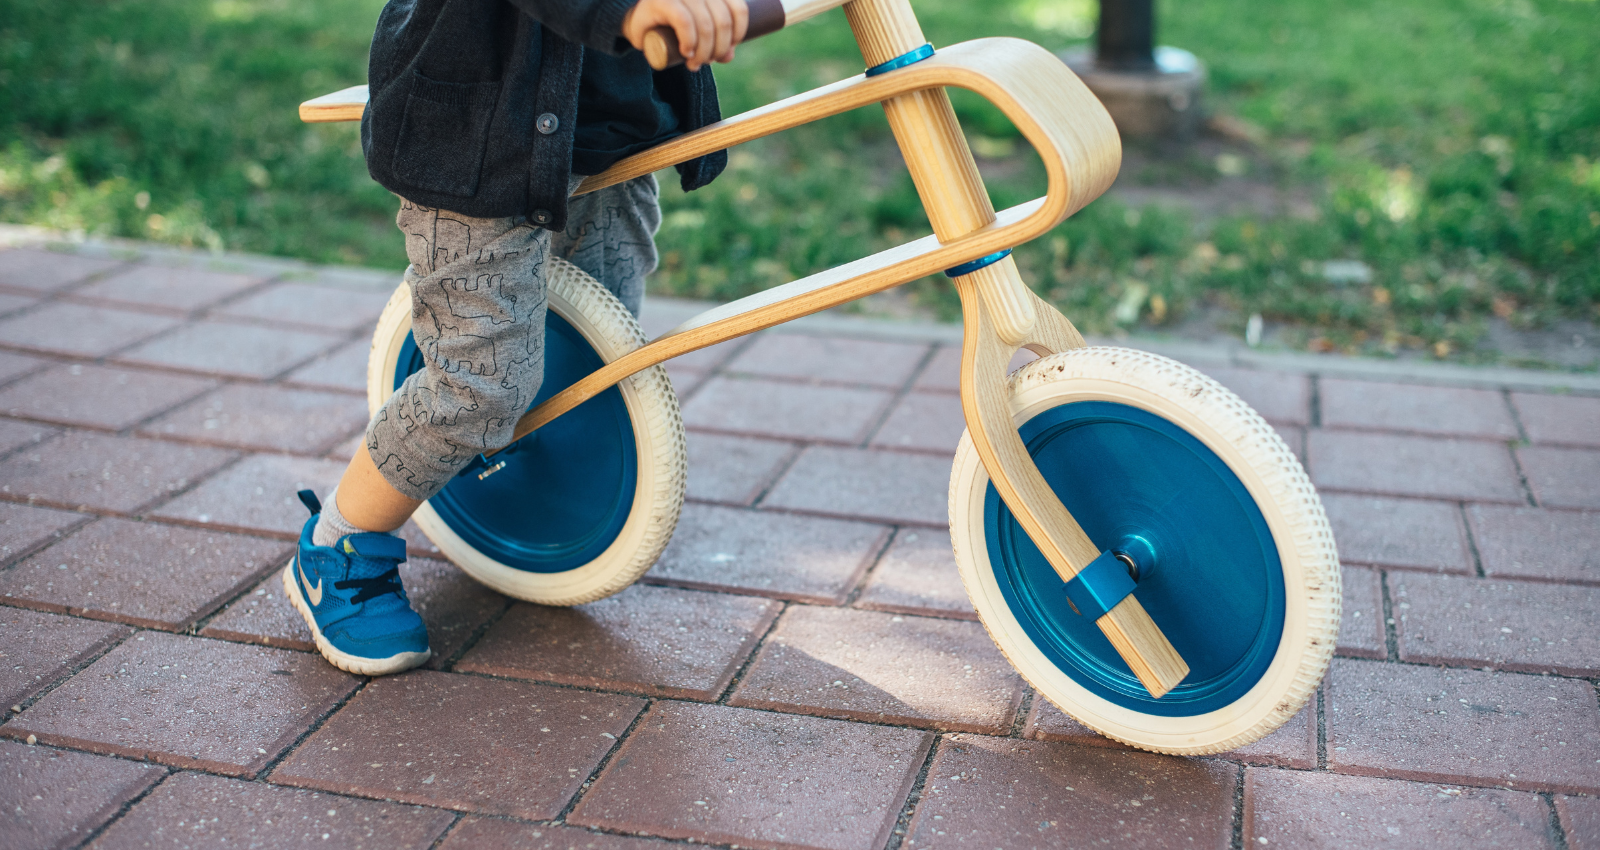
[300,0,1188,697]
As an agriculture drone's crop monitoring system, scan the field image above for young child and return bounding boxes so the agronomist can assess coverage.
[285,0,749,675]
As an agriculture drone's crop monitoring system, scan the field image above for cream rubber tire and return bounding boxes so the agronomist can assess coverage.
[949,346,1340,755]
[366,257,686,606]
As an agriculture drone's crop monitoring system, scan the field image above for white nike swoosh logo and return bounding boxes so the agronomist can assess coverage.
[297,557,324,606]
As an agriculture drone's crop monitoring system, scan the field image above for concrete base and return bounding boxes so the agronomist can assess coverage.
[1061,46,1205,140]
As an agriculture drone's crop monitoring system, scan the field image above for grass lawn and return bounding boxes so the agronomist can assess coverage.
[2,0,1596,364]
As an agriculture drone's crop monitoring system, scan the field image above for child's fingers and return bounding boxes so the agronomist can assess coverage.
[666,2,699,66]
[707,0,734,66]
[687,0,717,70]
[729,0,749,44]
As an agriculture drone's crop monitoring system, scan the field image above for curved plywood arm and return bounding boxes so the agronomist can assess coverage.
[298,39,1116,223]
[577,37,1116,220]
[487,38,1117,444]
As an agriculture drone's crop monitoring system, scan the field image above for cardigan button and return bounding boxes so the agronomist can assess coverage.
[536,112,560,134]
[531,209,553,225]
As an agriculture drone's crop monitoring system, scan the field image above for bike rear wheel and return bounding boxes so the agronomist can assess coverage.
[366,257,686,605]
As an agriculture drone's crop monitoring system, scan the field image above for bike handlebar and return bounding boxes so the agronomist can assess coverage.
[642,0,847,70]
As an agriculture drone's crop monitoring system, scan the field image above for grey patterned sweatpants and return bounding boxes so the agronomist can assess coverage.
[367,175,661,501]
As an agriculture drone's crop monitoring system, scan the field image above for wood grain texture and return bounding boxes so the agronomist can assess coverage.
[843,0,926,64]
[298,85,367,123]
[643,27,684,70]
[494,37,1118,444]
[845,1,1182,696]
[786,0,853,25]
[951,274,1189,698]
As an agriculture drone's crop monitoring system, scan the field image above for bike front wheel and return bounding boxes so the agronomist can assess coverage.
[949,346,1340,755]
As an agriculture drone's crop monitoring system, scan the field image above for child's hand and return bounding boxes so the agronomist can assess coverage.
[622,0,749,72]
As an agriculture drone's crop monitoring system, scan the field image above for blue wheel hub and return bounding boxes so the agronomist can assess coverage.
[984,401,1284,715]
[393,312,637,573]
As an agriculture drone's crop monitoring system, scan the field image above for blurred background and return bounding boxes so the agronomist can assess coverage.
[1,0,1596,366]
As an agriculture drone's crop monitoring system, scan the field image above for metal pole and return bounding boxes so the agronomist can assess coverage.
[1095,0,1156,72]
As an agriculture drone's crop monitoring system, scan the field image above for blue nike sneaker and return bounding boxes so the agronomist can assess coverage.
[282,490,430,675]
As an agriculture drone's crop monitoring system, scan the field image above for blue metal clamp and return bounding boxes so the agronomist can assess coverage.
[945,248,1012,278]
[1063,550,1138,620]
[865,43,936,77]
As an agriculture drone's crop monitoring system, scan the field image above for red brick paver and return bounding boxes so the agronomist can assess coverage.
[853,528,975,620]
[1392,572,1600,676]
[271,671,644,820]
[1562,794,1600,850]
[1321,493,1473,573]
[1319,379,1519,439]
[729,605,1026,733]
[89,770,456,850]
[570,701,931,850]
[437,818,685,850]
[1518,445,1600,509]
[6,632,358,777]
[148,453,345,536]
[0,739,164,850]
[684,432,796,505]
[0,607,130,708]
[0,248,123,293]
[0,518,286,631]
[1467,504,1600,584]
[725,334,929,388]
[0,430,234,513]
[5,242,1600,849]
[0,290,37,316]
[869,390,966,454]
[1308,431,1525,503]
[282,338,370,394]
[681,377,893,443]
[762,445,951,526]
[0,303,182,358]
[910,735,1237,850]
[1024,695,1320,769]
[649,503,887,603]
[0,501,84,564]
[1511,392,1600,448]
[140,383,367,454]
[0,349,49,385]
[1338,565,1387,659]
[457,584,778,699]
[1201,365,1311,425]
[1245,768,1557,849]
[72,264,264,313]
[0,363,217,431]
[115,319,343,379]
[1325,657,1600,793]
[214,281,392,331]
[0,416,56,457]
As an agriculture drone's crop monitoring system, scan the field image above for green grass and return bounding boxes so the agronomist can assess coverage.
[3,0,1597,362]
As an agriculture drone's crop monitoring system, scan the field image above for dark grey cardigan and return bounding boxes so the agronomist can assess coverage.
[361,0,726,230]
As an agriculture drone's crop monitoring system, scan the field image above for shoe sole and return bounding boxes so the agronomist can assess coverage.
[282,558,431,677]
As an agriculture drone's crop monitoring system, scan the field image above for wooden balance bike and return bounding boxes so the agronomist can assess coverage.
[300,0,1340,755]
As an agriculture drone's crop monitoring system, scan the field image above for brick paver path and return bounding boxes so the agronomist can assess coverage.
[1,238,1597,849]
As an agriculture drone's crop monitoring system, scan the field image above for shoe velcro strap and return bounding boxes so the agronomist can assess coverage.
[342,533,408,562]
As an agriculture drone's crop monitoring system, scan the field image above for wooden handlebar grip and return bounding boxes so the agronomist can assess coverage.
[640,0,792,70]
[642,27,685,71]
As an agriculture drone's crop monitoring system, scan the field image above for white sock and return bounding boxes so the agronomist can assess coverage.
[312,486,388,548]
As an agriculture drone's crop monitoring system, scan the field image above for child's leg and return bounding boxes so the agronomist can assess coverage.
[554,174,662,319]
[322,199,553,540]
